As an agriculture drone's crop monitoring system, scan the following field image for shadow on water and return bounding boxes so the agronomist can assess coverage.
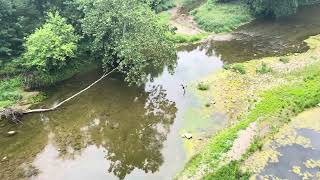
[0,47,224,180]
[180,4,320,63]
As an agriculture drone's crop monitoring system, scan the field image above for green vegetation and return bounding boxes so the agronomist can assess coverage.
[0,0,177,109]
[0,78,23,108]
[180,0,205,12]
[197,82,210,91]
[22,12,80,86]
[158,11,172,25]
[191,1,253,33]
[188,0,320,33]
[147,0,176,12]
[180,63,320,178]
[82,0,176,85]
[168,33,209,43]
[224,63,247,74]
[203,161,251,180]
[256,62,272,74]
[245,0,320,18]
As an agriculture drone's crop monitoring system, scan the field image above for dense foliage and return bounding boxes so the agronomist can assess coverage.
[20,12,79,87]
[23,12,79,74]
[245,0,320,17]
[0,0,176,87]
[81,0,176,85]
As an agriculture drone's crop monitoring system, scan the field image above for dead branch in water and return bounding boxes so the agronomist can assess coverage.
[0,108,24,124]
[1,67,118,122]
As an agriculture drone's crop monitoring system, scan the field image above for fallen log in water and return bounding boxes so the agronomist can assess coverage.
[1,67,117,122]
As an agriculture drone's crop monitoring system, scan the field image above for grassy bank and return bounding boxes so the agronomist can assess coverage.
[0,59,96,110]
[177,35,320,179]
[191,0,253,33]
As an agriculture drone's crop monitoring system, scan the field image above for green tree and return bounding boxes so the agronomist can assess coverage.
[22,12,79,75]
[245,0,320,18]
[0,0,16,57]
[82,0,176,85]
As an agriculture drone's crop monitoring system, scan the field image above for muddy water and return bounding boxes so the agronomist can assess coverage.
[1,4,320,180]
[183,4,320,63]
[0,48,224,180]
[256,108,320,179]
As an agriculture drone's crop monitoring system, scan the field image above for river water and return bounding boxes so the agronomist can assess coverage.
[1,4,320,180]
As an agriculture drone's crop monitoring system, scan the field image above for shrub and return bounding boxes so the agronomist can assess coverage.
[198,82,209,91]
[256,63,272,74]
[232,64,246,74]
[224,64,246,74]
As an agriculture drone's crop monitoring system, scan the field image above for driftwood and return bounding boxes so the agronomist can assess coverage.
[1,67,118,122]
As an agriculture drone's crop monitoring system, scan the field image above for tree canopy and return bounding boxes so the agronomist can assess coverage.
[81,0,176,85]
[22,12,79,74]
[244,0,320,17]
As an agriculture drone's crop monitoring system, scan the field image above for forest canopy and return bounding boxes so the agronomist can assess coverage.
[0,0,176,86]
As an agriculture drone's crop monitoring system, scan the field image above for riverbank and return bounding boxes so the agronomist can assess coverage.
[157,0,254,45]
[0,60,97,112]
[178,34,320,179]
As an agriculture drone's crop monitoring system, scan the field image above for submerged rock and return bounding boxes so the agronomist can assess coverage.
[2,156,7,161]
[7,131,17,136]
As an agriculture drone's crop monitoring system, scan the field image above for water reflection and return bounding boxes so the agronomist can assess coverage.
[31,76,176,179]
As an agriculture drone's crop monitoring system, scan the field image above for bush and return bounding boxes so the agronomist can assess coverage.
[198,82,209,91]
[22,12,79,79]
[256,63,272,74]
[154,0,176,12]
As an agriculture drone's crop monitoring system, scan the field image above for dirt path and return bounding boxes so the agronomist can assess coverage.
[168,7,204,35]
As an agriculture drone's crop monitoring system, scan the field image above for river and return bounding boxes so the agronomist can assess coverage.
[1,4,320,180]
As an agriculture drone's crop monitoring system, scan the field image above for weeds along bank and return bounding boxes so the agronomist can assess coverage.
[177,34,320,179]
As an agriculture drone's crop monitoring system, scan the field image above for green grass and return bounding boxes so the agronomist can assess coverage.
[256,62,272,74]
[168,33,209,43]
[158,11,172,26]
[0,78,23,109]
[179,64,320,178]
[203,161,251,180]
[191,0,253,33]
[197,82,210,91]
[224,63,246,74]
